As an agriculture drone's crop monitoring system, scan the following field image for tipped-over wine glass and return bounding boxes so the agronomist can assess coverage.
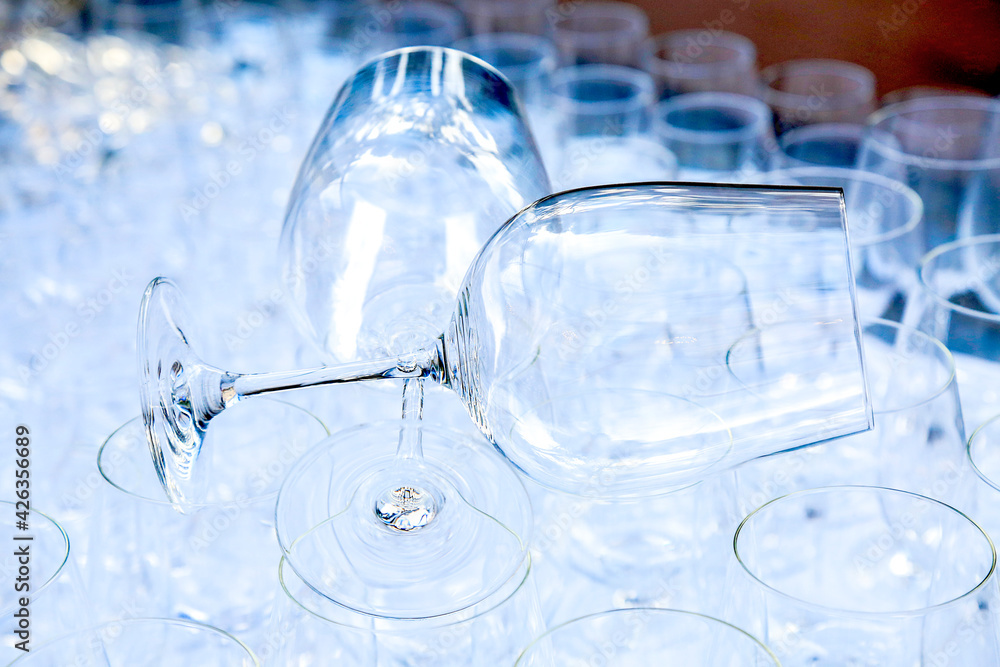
[140,181,873,509]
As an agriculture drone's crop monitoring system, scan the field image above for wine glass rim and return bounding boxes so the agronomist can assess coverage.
[514,607,780,665]
[8,617,260,664]
[653,92,771,144]
[0,502,70,614]
[99,400,328,510]
[277,551,534,628]
[760,58,875,110]
[734,484,998,617]
[968,414,1000,493]
[640,30,756,76]
[864,96,1000,171]
[761,167,922,246]
[348,45,517,101]
[918,234,1000,323]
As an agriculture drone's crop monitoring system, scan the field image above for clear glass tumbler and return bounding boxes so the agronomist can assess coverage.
[732,486,1000,666]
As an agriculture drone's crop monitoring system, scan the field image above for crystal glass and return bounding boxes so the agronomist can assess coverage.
[761,59,876,135]
[553,135,678,189]
[531,469,740,627]
[458,0,556,36]
[272,553,541,666]
[452,33,557,109]
[547,64,661,185]
[734,319,971,513]
[452,33,559,175]
[882,85,991,106]
[550,64,655,138]
[857,96,1000,252]
[139,182,871,501]
[267,420,542,665]
[732,486,1000,666]
[762,167,923,320]
[515,608,779,666]
[0,503,83,661]
[913,235,1000,426]
[280,46,549,366]
[774,122,865,168]
[94,401,327,653]
[652,92,775,181]
[968,414,1000,547]
[639,30,758,99]
[550,1,649,67]
[8,618,258,666]
[375,1,467,49]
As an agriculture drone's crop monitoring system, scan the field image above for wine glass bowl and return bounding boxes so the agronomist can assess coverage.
[280,46,550,364]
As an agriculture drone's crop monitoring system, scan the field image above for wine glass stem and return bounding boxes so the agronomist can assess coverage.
[222,344,443,405]
[397,378,425,460]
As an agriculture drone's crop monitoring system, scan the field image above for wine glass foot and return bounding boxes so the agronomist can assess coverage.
[138,277,221,505]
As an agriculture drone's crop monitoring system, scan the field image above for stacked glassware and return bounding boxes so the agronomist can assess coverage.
[2,1,1000,664]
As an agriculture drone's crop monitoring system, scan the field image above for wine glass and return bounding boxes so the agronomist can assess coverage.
[139,181,871,504]
[760,59,876,136]
[516,608,779,666]
[280,46,550,366]
[911,234,1000,427]
[857,96,1000,254]
[730,486,1000,666]
[639,30,759,99]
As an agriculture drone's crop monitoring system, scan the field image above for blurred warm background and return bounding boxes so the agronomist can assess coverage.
[630,0,1000,96]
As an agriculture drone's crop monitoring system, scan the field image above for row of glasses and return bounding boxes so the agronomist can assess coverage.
[9,2,1000,660]
[18,480,1000,663]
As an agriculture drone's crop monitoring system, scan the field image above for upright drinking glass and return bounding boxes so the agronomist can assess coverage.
[547,64,666,187]
[761,59,876,135]
[94,400,327,653]
[374,1,466,49]
[532,467,740,627]
[732,486,1000,666]
[762,167,923,320]
[639,30,758,99]
[857,96,1000,252]
[652,91,775,181]
[550,1,649,67]
[734,320,970,513]
[774,122,865,168]
[968,414,1000,547]
[913,234,1000,426]
[515,608,779,666]
[458,0,555,36]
